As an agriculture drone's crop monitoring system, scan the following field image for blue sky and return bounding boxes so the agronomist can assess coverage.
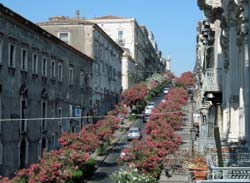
[0,0,202,76]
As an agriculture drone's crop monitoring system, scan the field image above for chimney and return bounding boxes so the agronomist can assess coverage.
[76,10,80,19]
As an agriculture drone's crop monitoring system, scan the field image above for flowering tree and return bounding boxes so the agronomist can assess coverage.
[175,71,195,88]
[121,83,148,108]
[120,87,187,178]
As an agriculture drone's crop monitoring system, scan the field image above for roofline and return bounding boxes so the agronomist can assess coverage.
[0,3,94,63]
[93,24,123,52]
[38,20,123,53]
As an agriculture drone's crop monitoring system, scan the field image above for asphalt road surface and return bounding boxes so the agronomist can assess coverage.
[87,93,165,183]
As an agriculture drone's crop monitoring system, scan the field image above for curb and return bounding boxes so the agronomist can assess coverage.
[87,118,136,181]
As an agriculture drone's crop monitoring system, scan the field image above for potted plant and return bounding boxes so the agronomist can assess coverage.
[183,153,208,180]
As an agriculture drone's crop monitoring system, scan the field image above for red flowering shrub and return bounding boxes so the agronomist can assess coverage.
[95,115,120,143]
[175,71,195,88]
[11,149,90,183]
[121,83,148,108]
[121,87,187,177]
[59,129,100,152]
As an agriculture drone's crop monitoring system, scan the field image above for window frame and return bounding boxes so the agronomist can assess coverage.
[20,96,28,133]
[58,32,70,44]
[118,31,124,41]
[32,53,39,74]
[0,143,2,165]
[69,66,74,85]
[18,138,28,168]
[80,71,84,88]
[0,39,2,65]
[8,43,16,68]
[58,62,63,82]
[51,133,56,149]
[51,60,56,79]
[21,48,28,71]
[41,100,47,131]
[42,57,48,77]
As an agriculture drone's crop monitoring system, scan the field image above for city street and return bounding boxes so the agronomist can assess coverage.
[87,93,165,183]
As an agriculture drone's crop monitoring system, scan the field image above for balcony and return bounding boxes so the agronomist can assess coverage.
[203,68,222,93]
[196,153,250,182]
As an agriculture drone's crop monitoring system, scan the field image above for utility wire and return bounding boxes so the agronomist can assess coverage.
[0,111,184,122]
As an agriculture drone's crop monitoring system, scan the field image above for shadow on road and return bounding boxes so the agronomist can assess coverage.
[89,172,109,181]
[100,161,118,168]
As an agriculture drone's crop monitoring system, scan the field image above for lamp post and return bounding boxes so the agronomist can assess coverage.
[190,93,195,156]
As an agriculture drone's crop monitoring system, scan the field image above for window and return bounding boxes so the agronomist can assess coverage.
[21,48,28,71]
[19,139,28,169]
[39,138,47,158]
[58,32,70,44]
[42,57,47,77]
[0,95,1,133]
[20,97,27,133]
[51,60,56,79]
[80,71,84,88]
[0,39,2,65]
[0,143,2,165]
[69,66,73,85]
[51,134,55,149]
[32,53,38,74]
[118,31,124,41]
[8,43,16,67]
[58,107,62,126]
[58,63,63,82]
[41,101,47,131]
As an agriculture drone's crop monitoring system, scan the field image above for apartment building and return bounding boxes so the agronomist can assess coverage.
[38,16,123,115]
[87,16,165,88]
[0,4,93,176]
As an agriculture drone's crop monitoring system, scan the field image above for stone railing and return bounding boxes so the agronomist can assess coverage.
[203,68,222,93]
[210,153,250,167]
[196,167,250,183]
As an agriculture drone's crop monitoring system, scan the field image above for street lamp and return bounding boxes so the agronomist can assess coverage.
[190,127,197,156]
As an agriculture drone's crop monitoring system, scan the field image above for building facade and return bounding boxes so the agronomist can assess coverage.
[197,0,250,151]
[38,16,123,116]
[0,4,93,176]
[87,16,164,86]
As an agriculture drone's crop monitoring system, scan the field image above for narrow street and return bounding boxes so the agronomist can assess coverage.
[87,93,165,183]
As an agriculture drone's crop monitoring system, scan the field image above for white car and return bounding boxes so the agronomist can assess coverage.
[144,105,154,115]
[164,88,170,94]
[127,127,141,140]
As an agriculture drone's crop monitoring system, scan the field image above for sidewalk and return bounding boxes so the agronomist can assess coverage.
[158,97,194,183]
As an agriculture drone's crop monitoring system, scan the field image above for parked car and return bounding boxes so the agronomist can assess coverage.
[163,87,170,94]
[120,144,129,159]
[144,105,154,115]
[143,103,155,122]
[127,127,142,141]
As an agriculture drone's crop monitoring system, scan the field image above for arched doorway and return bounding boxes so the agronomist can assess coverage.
[40,138,47,157]
[19,139,27,169]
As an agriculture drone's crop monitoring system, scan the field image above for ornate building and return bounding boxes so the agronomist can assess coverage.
[197,0,250,150]
[0,4,93,176]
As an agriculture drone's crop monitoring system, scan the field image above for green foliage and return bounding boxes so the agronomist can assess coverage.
[81,158,96,178]
[96,142,109,156]
[66,170,83,183]
[128,113,137,121]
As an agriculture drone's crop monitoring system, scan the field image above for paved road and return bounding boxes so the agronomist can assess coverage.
[87,118,143,183]
[87,93,165,183]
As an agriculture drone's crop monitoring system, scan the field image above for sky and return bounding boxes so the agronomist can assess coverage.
[0,0,202,76]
